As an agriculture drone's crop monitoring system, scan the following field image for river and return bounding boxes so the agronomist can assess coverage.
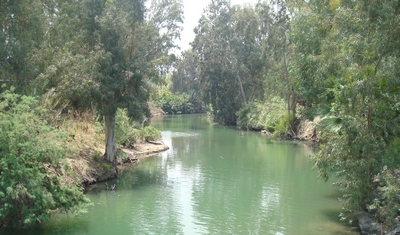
[11,114,359,235]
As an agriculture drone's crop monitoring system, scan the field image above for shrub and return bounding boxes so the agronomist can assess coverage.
[92,151,102,162]
[273,112,294,137]
[155,91,194,114]
[101,163,111,172]
[236,97,289,133]
[142,126,161,142]
[115,108,138,147]
[114,108,162,145]
[0,88,90,229]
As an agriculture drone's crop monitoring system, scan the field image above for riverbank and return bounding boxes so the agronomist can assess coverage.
[64,141,169,188]
[60,113,169,188]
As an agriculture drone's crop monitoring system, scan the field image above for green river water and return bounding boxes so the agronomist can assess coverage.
[10,114,359,235]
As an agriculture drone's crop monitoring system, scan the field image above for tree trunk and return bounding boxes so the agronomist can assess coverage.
[291,91,297,121]
[283,48,291,119]
[105,113,117,163]
[236,71,247,106]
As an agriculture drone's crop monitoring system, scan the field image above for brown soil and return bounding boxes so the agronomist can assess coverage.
[59,114,168,188]
[149,103,165,117]
[119,140,169,164]
[260,117,321,148]
[64,141,169,187]
[292,117,321,143]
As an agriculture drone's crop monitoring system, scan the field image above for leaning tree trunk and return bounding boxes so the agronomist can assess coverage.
[105,113,117,164]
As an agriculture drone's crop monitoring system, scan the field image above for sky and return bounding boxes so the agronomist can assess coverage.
[178,0,259,51]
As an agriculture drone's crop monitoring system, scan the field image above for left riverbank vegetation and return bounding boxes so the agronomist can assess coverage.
[0,0,182,230]
[1,0,400,232]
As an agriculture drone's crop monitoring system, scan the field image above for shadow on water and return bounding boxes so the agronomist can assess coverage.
[3,214,90,235]
[318,208,360,235]
[321,189,343,201]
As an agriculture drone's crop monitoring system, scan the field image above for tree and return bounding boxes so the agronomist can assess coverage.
[292,0,400,226]
[171,50,199,97]
[0,0,51,94]
[259,0,297,120]
[192,0,266,124]
[37,0,183,163]
[97,0,183,163]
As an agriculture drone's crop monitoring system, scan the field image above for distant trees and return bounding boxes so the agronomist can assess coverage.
[171,51,199,97]
[192,0,266,124]
[190,0,298,125]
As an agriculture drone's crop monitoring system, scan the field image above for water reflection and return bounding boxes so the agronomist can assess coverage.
[7,114,359,235]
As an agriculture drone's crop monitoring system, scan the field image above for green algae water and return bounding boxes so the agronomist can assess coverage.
[9,114,359,235]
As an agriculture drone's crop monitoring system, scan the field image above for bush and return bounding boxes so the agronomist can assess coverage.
[236,97,289,133]
[155,91,194,114]
[273,112,294,137]
[115,108,137,147]
[366,138,400,229]
[0,88,90,229]
[142,126,161,142]
[115,108,161,145]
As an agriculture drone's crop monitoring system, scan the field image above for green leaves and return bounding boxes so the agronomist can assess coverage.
[155,90,194,114]
[292,0,400,226]
[192,1,267,124]
[0,89,90,229]
[236,98,287,133]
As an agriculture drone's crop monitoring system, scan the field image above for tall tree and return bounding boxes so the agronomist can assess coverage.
[171,50,199,98]
[0,0,50,94]
[192,0,266,124]
[292,0,400,225]
[38,0,183,163]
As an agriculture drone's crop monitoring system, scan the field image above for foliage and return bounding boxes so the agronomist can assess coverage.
[115,108,161,145]
[192,1,267,125]
[171,50,199,96]
[170,50,204,112]
[367,139,400,229]
[273,112,293,137]
[0,0,50,94]
[142,126,162,142]
[92,151,102,162]
[293,0,400,226]
[236,97,288,133]
[0,88,90,229]
[101,163,111,172]
[155,90,194,114]
[41,0,182,162]
[115,108,138,147]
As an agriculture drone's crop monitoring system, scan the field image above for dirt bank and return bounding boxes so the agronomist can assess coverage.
[291,117,321,144]
[64,141,169,188]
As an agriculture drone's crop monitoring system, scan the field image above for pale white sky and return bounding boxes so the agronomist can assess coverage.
[178,0,259,51]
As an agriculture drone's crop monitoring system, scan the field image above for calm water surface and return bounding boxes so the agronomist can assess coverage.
[12,114,359,235]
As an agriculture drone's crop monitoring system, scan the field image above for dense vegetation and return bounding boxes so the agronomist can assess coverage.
[176,0,400,231]
[1,0,399,232]
[0,0,181,230]
[295,1,400,229]
[0,88,90,229]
